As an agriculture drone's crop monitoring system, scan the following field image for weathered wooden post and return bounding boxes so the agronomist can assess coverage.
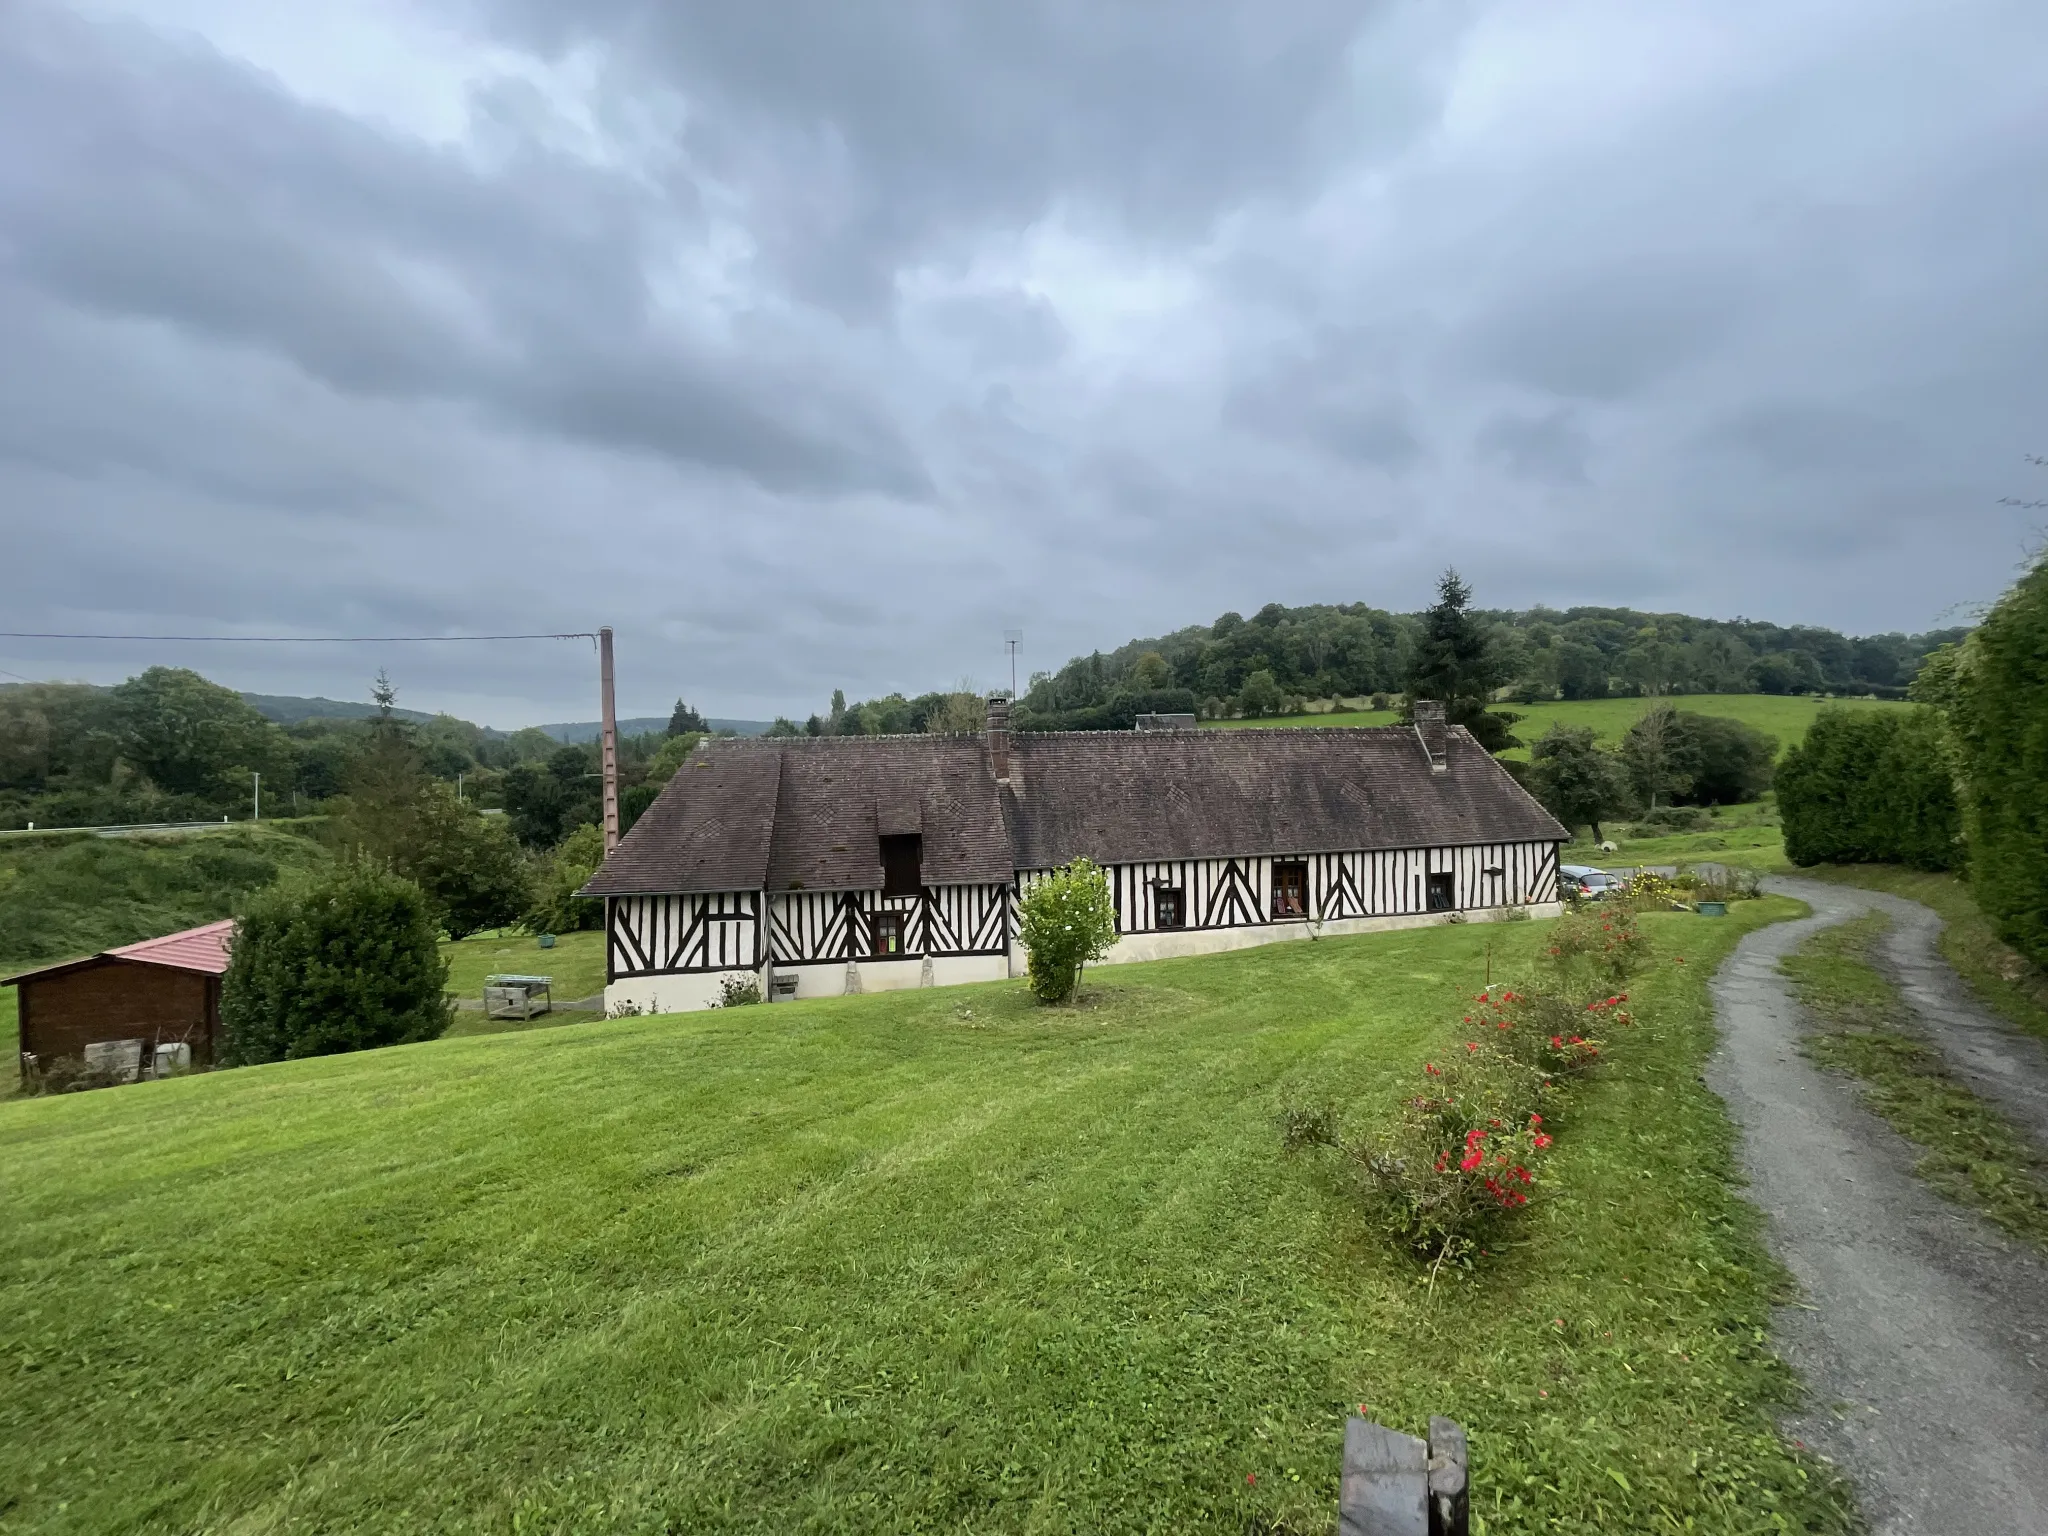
[1428,1416,1469,1536]
[1339,1416,1468,1536]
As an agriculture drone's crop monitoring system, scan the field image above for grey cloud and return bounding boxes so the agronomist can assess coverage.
[1465,261,1759,401]
[1474,408,1592,486]
[5,0,2048,723]
[1228,329,1427,472]
[1697,403,1922,477]
[921,290,1069,372]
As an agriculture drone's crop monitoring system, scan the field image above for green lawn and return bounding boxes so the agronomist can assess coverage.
[1214,693,1915,761]
[440,927,606,1002]
[0,905,1853,1534]
[439,927,607,1039]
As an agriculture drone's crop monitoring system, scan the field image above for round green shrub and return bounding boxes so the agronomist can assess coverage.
[220,860,452,1065]
[1016,857,1119,1005]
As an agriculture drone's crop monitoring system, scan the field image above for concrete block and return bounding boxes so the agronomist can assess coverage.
[1339,1418,1428,1536]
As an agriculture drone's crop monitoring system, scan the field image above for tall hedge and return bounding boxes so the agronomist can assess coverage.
[1950,559,2048,966]
[1777,708,1959,870]
[220,861,452,1065]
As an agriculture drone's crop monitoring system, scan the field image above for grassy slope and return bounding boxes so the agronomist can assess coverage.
[1781,912,2048,1249]
[0,903,1852,1535]
[0,824,332,973]
[1212,693,1912,761]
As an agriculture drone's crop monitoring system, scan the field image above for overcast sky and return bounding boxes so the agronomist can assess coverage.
[3,0,2044,726]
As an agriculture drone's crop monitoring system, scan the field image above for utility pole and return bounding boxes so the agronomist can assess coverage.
[252,771,261,822]
[1004,629,1023,699]
[599,625,620,853]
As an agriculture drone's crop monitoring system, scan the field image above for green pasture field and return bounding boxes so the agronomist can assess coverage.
[0,902,1854,1534]
[1213,693,1914,761]
[1569,802,1789,870]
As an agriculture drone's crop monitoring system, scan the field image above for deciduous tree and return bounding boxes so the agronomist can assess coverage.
[1528,725,1634,843]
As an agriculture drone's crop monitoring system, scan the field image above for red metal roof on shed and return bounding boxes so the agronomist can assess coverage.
[104,920,235,975]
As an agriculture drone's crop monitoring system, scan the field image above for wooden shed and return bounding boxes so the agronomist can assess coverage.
[7,920,234,1085]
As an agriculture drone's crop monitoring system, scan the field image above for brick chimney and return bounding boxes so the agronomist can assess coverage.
[985,695,1011,783]
[1413,699,1448,772]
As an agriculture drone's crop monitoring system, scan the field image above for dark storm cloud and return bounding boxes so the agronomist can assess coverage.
[468,0,1402,313]
[0,6,927,497]
[3,0,2047,723]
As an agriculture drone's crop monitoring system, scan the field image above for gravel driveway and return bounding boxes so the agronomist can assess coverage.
[1707,877,2048,1535]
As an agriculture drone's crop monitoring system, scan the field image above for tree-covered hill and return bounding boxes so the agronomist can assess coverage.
[1010,602,1965,729]
[795,598,1966,737]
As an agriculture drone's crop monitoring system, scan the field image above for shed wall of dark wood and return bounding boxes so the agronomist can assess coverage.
[18,962,219,1067]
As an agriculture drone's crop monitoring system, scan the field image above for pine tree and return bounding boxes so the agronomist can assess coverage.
[1403,569,1519,753]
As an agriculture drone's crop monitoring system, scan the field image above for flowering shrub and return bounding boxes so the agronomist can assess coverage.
[1296,900,1661,1265]
[1357,1047,1552,1260]
[1344,969,1641,1261]
[1545,904,1653,993]
[1460,986,1613,1078]
[1614,870,1687,913]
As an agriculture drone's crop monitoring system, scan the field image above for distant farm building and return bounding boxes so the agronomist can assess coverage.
[583,699,1570,1012]
[8,920,233,1084]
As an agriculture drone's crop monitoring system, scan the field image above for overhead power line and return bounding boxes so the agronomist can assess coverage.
[0,631,599,643]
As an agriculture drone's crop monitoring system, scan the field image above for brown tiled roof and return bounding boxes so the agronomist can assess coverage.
[586,739,781,895]
[1004,726,1566,867]
[584,735,1012,896]
[583,724,1566,896]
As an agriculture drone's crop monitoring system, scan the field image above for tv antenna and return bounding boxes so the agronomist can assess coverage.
[1003,629,1023,699]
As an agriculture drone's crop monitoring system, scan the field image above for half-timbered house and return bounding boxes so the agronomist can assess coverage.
[585,699,1569,1013]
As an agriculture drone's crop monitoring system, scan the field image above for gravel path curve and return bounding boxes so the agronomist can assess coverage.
[1707,878,2048,1534]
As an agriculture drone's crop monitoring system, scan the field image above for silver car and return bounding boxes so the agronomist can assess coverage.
[1559,864,1620,901]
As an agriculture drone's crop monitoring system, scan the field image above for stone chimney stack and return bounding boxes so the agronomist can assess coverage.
[985,695,1011,783]
[1413,699,1449,772]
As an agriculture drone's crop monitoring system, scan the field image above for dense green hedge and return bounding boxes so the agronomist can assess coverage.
[1951,560,2048,967]
[1778,708,1959,870]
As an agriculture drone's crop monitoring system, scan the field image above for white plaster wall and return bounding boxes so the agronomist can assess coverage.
[1094,903,1564,966]
[818,954,1009,997]
[607,954,1015,1013]
[607,905,1561,1012]
[603,971,745,1016]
